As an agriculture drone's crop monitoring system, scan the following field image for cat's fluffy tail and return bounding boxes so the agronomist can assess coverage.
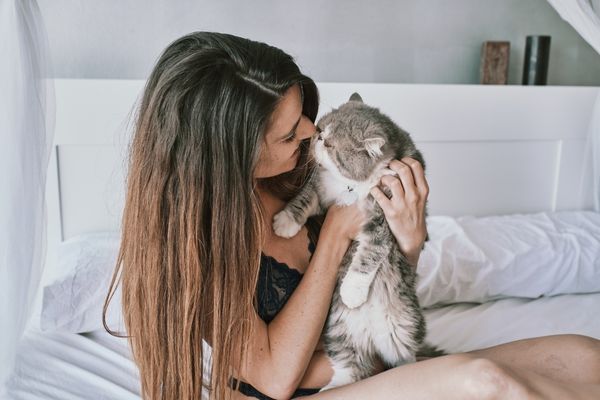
[416,342,447,360]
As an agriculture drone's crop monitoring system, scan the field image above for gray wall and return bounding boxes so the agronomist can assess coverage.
[39,0,600,85]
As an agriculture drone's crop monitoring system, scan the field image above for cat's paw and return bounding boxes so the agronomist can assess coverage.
[319,365,355,392]
[319,383,338,393]
[340,272,371,309]
[273,209,302,238]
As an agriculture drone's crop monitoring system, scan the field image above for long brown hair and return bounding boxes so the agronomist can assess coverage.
[102,32,320,399]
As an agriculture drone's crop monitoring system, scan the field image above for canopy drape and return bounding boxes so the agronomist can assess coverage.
[0,0,54,392]
[545,0,600,210]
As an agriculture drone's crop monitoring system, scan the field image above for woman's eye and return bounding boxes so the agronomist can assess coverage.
[283,131,297,143]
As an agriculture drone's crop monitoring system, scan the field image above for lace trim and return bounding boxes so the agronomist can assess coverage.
[256,240,315,323]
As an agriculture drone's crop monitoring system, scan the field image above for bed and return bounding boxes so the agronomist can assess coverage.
[3,80,600,399]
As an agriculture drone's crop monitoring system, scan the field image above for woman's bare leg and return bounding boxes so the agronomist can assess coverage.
[299,351,600,400]
[506,364,600,400]
[466,334,600,384]
[299,354,531,400]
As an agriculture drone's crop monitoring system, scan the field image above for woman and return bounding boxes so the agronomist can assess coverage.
[104,31,600,399]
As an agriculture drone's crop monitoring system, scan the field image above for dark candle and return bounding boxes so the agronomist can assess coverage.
[522,35,551,85]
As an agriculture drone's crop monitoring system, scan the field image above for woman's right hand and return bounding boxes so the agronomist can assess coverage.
[322,203,366,242]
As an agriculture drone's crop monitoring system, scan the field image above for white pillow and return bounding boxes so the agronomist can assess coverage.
[41,232,124,333]
[40,211,600,332]
[416,211,600,308]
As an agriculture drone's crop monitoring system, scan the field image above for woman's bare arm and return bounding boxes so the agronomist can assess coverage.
[297,348,387,389]
[234,157,429,398]
[297,351,334,388]
[234,205,361,399]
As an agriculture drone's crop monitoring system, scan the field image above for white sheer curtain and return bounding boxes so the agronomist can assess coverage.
[0,0,54,391]
[546,0,600,211]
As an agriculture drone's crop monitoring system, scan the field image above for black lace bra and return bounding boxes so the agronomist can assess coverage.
[231,239,321,399]
[256,240,316,323]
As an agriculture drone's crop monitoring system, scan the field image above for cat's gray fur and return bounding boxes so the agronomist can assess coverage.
[273,93,442,391]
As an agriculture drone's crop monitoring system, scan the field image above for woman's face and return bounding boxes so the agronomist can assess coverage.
[254,84,317,178]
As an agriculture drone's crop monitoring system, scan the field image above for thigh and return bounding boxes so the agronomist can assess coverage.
[466,334,600,385]
[299,351,600,400]
[298,353,479,400]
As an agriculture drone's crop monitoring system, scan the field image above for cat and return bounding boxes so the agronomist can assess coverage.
[273,92,442,391]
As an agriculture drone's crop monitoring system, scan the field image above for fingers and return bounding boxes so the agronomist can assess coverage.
[381,174,405,198]
[401,157,429,198]
[387,158,417,203]
[369,186,393,214]
[370,157,428,210]
[327,202,368,240]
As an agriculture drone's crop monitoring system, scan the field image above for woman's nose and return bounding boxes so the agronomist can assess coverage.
[298,116,317,141]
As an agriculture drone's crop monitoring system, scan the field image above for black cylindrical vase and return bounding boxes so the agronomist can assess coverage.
[522,35,551,85]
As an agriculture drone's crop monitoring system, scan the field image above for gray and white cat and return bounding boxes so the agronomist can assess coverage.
[273,93,440,391]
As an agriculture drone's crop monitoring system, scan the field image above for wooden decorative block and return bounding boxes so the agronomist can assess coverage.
[480,41,510,84]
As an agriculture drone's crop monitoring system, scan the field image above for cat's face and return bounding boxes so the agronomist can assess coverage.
[312,94,390,182]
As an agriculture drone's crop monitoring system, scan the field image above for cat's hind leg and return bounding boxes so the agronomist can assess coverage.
[371,295,422,368]
[319,345,375,392]
[339,230,387,309]
[375,335,417,368]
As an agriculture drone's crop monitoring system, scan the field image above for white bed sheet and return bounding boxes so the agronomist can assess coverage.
[5,292,600,399]
[424,292,600,353]
[3,329,139,400]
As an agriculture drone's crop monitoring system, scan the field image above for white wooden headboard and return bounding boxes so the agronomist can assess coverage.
[45,79,599,269]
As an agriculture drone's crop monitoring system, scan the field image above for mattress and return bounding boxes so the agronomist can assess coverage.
[2,328,139,400]
[4,291,600,400]
[425,292,600,353]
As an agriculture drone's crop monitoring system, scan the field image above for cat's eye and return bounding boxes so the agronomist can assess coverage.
[324,140,332,148]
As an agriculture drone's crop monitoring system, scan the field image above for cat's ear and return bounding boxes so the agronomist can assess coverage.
[363,137,385,158]
[349,92,363,103]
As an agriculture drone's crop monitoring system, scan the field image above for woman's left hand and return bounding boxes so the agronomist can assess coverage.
[370,157,429,268]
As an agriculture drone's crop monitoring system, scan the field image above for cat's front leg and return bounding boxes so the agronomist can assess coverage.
[340,268,378,309]
[339,233,383,309]
[273,177,321,238]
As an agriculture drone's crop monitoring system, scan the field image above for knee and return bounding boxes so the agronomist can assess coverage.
[461,358,539,400]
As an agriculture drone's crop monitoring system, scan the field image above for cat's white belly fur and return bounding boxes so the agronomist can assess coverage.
[344,289,416,365]
[323,287,417,391]
[318,164,397,208]
[318,167,377,206]
[320,169,360,205]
